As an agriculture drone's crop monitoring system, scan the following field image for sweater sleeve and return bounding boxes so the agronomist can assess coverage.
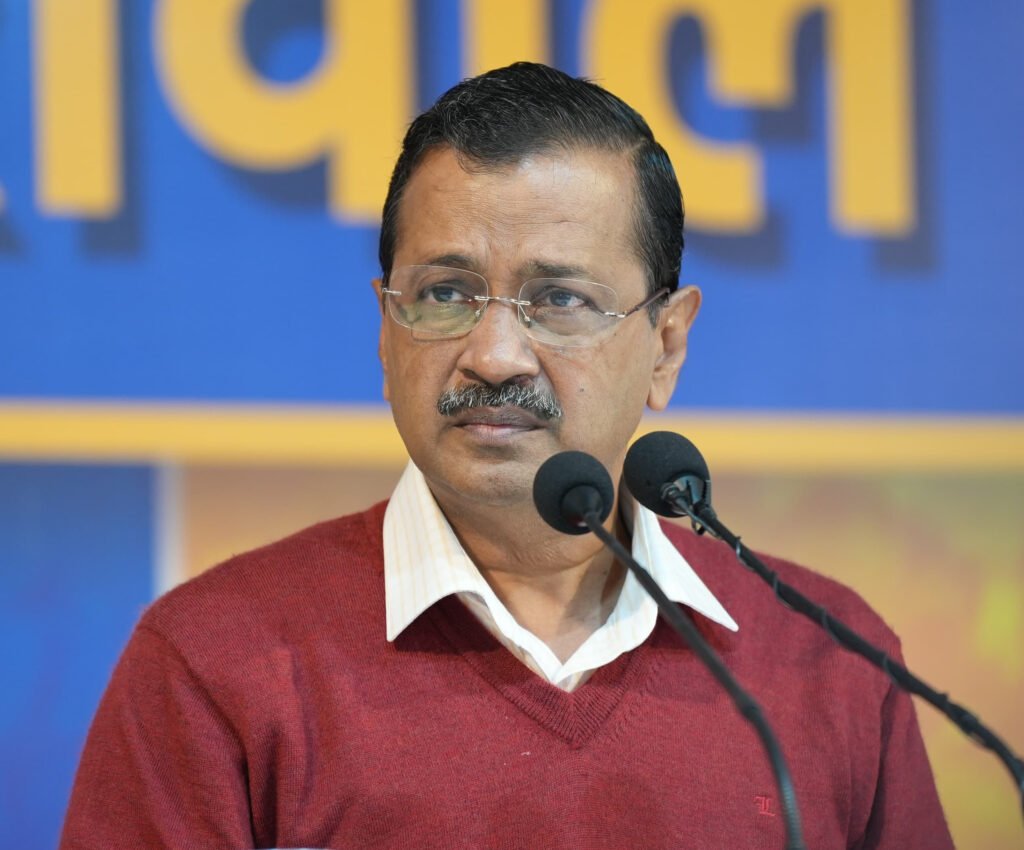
[58,623,256,850]
[856,668,955,849]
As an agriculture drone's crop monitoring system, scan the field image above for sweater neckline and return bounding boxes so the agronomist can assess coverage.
[427,595,653,747]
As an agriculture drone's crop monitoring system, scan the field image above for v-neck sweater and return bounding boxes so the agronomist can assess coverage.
[60,501,953,850]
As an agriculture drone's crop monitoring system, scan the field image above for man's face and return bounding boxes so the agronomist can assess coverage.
[376,145,697,511]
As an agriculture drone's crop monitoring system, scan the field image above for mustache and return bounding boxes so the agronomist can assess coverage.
[437,383,563,421]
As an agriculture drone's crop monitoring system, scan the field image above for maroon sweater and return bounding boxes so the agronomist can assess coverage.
[60,502,952,849]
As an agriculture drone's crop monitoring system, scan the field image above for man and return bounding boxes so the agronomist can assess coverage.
[60,63,953,849]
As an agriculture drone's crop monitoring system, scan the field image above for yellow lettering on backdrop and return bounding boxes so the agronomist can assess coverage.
[464,0,549,76]
[154,0,412,222]
[829,1,913,234]
[32,0,122,216]
[586,0,913,235]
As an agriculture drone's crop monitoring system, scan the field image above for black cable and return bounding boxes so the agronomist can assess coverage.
[666,486,1024,825]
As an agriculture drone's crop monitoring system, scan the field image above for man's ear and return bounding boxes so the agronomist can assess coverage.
[372,278,391,402]
[647,285,701,412]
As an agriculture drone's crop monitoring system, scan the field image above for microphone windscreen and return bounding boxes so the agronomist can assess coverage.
[624,431,710,516]
[533,450,614,535]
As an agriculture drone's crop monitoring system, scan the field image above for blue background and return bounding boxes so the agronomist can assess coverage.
[1,0,1021,410]
[0,465,153,846]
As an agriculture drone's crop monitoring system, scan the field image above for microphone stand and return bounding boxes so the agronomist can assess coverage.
[665,485,1024,824]
[576,505,807,850]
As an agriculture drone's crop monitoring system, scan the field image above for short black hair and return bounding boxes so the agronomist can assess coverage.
[378,63,684,318]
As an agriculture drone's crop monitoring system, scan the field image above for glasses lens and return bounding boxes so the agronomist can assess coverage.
[387,266,487,337]
[519,278,619,345]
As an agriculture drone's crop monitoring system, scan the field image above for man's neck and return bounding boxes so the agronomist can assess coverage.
[433,488,629,663]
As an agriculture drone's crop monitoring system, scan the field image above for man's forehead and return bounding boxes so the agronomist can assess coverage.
[393,145,641,260]
[413,251,602,284]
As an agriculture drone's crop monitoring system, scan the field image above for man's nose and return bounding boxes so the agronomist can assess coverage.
[455,298,540,386]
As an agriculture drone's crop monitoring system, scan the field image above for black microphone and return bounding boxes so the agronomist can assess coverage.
[624,431,1024,824]
[533,450,806,850]
[622,429,713,521]
[533,451,614,535]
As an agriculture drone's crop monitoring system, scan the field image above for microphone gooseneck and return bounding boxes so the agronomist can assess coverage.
[624,431,1024,824]
[533,450,806,850]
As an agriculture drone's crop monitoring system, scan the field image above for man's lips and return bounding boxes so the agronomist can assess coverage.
[449,406,546,430]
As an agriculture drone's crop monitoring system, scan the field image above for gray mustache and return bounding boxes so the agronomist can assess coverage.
[437,384,563,421]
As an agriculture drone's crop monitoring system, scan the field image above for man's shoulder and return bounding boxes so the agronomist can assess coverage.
[137,501,389,662]
[660,518,899,651]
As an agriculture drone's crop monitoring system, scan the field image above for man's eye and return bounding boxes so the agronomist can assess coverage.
[421,284,473,304]
[537,288,589,310]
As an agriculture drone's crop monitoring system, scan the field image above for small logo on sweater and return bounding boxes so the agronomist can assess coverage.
[754,795,776,818]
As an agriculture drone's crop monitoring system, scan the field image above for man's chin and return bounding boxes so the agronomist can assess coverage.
[422,456,541,511]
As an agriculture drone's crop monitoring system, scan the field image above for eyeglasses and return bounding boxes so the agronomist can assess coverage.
[381,265,669,347]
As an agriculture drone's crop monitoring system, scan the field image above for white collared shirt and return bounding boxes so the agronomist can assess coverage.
[383,461,738,691]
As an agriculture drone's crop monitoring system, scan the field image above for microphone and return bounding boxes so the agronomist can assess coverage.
[622,430,713,521]
[533,450,806,850]
[532,451,614,535]
[624,431,1024,823]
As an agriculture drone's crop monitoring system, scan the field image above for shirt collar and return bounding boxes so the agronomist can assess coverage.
[383,461,737,642]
